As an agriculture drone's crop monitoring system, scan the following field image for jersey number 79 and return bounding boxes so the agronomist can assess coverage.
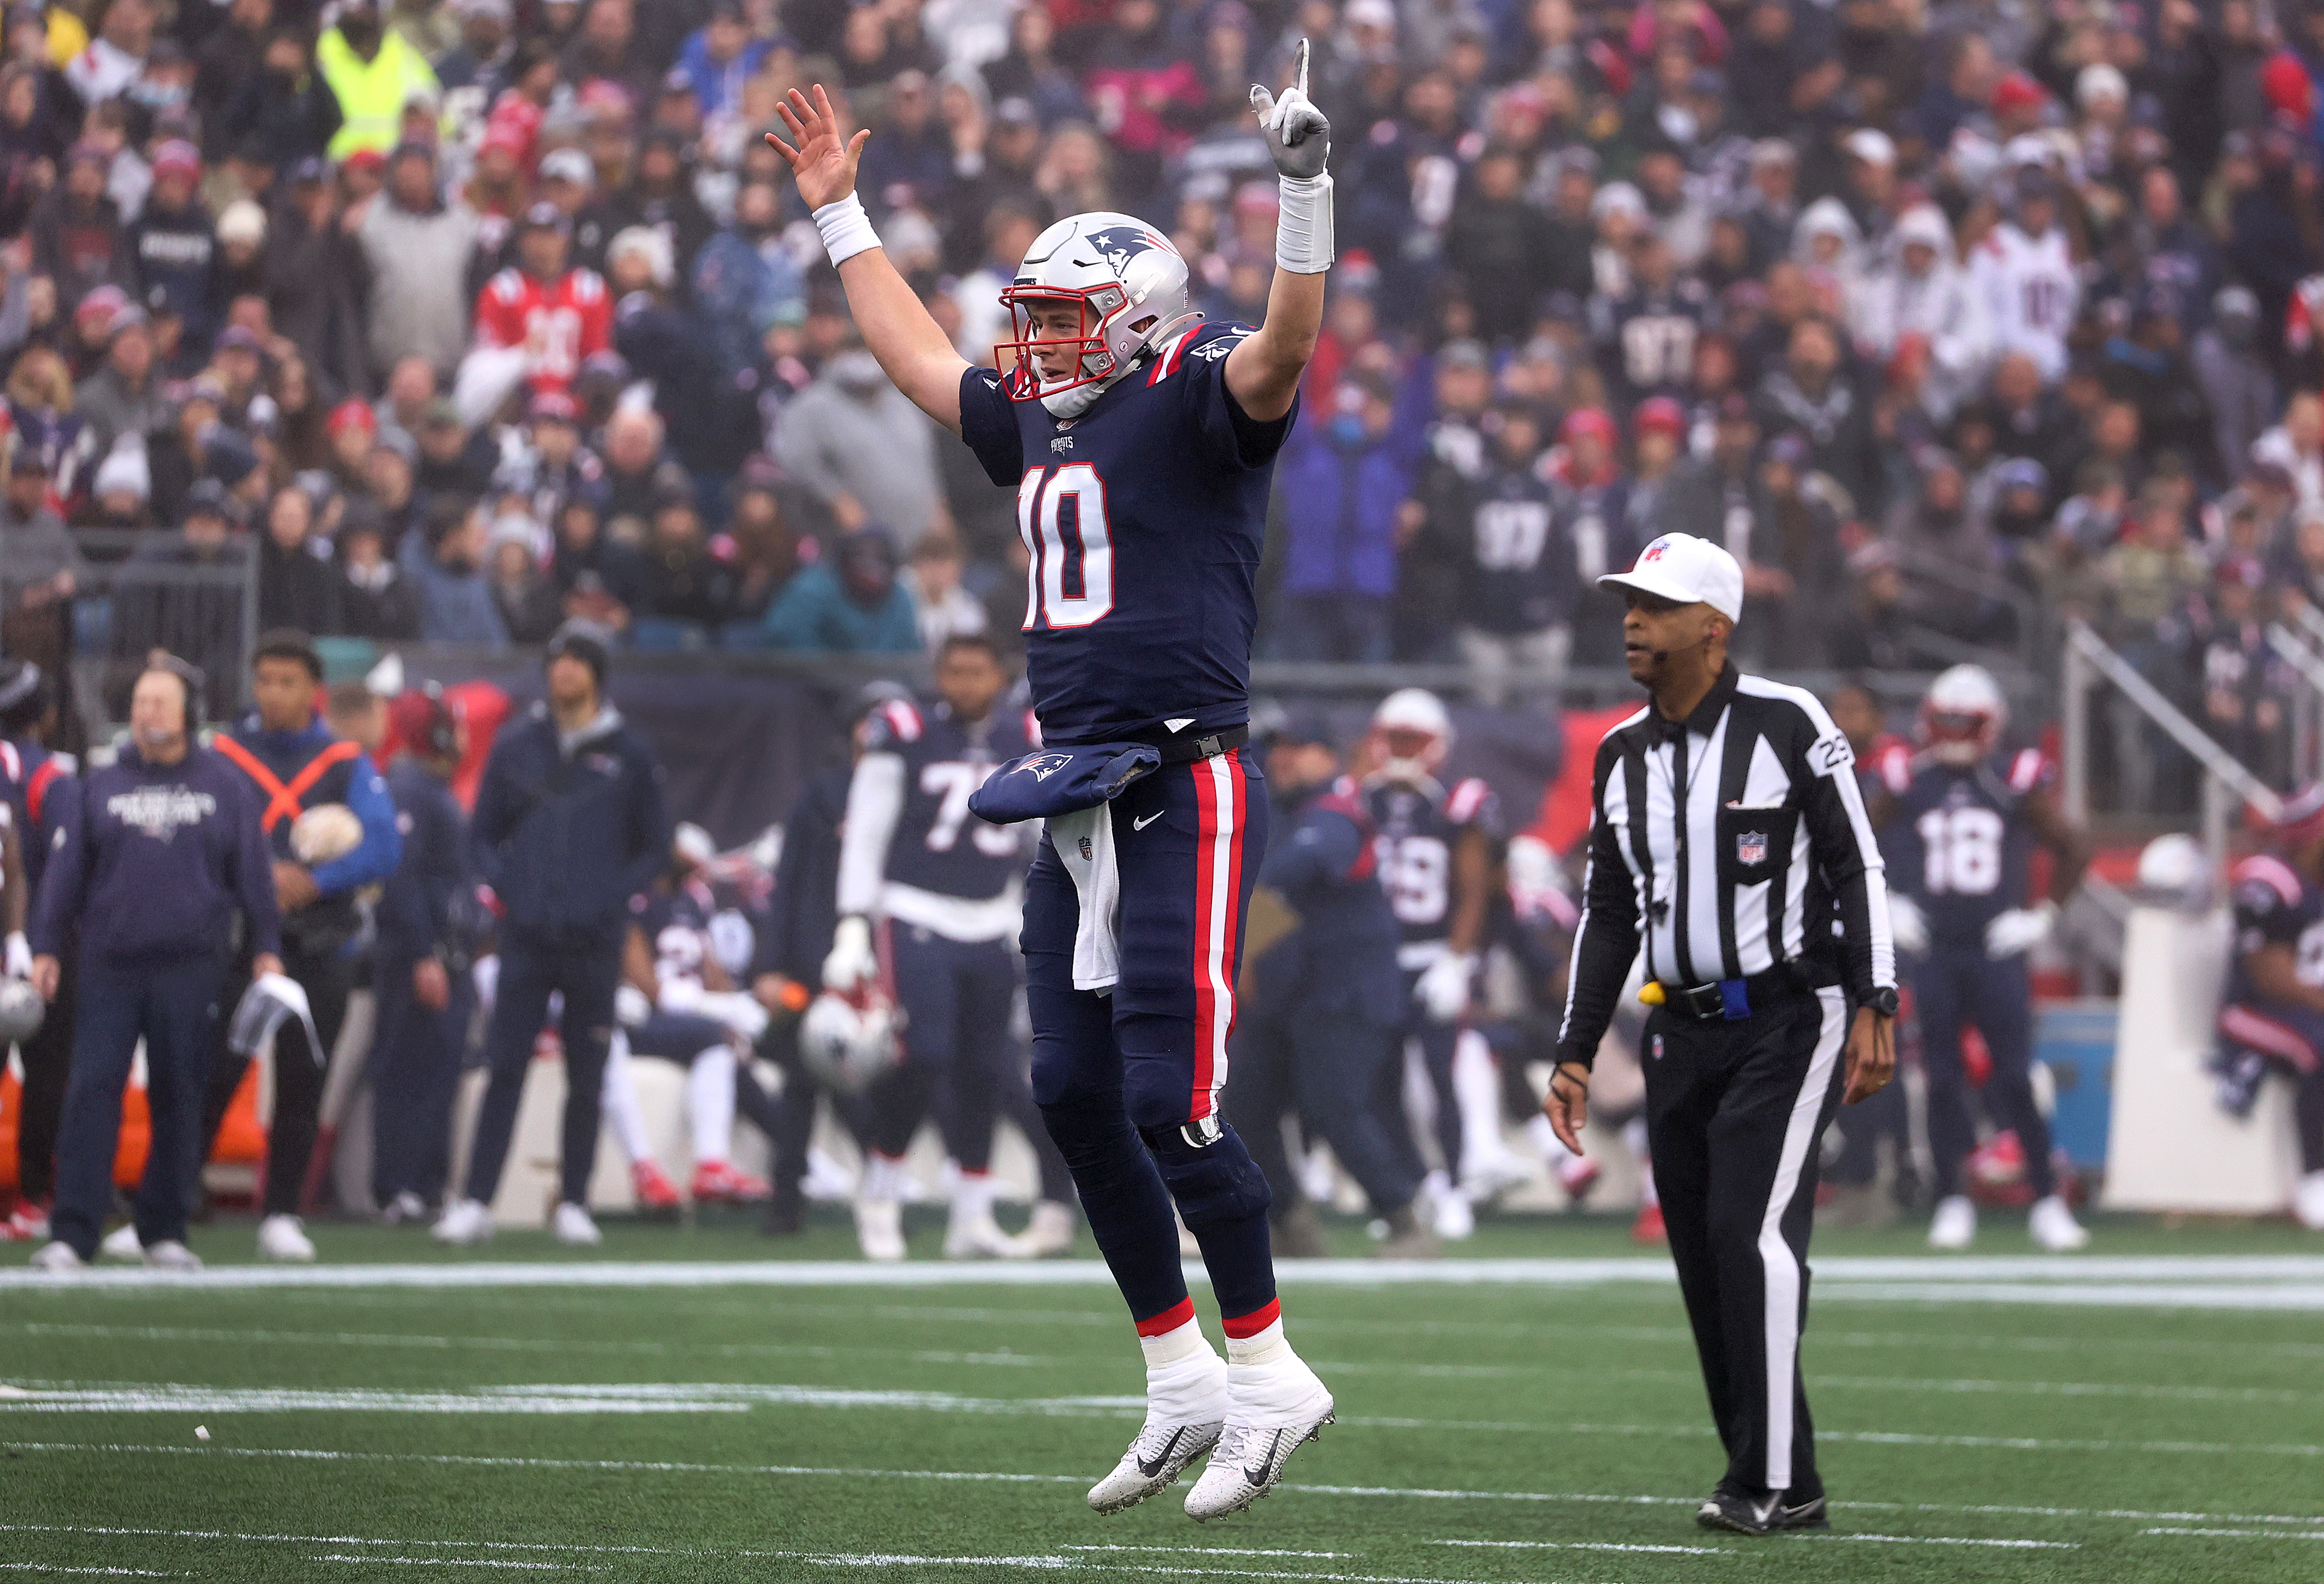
[1018,464,1115,630]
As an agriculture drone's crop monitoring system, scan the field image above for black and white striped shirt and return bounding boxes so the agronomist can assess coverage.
[1554,665,1895,1068]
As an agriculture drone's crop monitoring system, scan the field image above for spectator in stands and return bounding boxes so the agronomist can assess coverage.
[336,507,421,641]
[775,348,945,548]
[0,451,82,693]
[358,141,478,379]
[1273,370,1407,663]
[79,310,166,462]
[29,144,131,309]
[634,482,734,636]
[257,484,343,635]
[1454,402,1570,705]
[113,483,249,711]
[402,497,511,647]
[758,527,920,654]
[484,510,562,643]
[902,531,986,655]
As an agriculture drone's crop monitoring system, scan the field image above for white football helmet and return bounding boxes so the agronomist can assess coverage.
[289,802,363,865]
[1370,688,1453,785]
[999,212,1197,419]
[799,989,903,1094]
[1919,664,2006,766]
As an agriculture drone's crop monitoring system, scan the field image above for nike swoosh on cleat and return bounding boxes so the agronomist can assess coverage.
[1132,811,1162,831]
[1243,1429,1285,1487]
[1136,1426,1186,1479]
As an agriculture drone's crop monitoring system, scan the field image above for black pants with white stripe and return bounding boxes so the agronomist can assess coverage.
[1645,983,1849,1502]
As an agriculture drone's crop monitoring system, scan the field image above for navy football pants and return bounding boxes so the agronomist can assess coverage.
[871,930,1019,1172]
[50,953,224,1258]
[1227,1005,1420,1217]
[1022,749,1277,1329]
[369,964,473,1207]
[1913,944,2055,1200]
[464,931,621,1208]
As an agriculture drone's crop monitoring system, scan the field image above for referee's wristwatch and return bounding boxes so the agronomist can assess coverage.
[1866,986,1900,1018]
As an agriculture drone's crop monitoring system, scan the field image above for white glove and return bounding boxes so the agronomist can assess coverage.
[1415,952,1474,1023]
[615,982,653,1028]
[3,931,30,981]
[1984,901,2056,960]
[1886,894,1929,956]
[696,989,771,1045]
[821,914,878,993]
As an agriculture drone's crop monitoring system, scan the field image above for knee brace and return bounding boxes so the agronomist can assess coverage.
[1139,1116,1273,1229]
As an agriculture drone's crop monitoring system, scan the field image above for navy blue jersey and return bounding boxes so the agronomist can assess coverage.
[1365,774,1500,958]
[0,737,75,895]
[1878,747,2048,944]
[2226,853,2324,1007]
[955,319,1297,746]
[866,697,1036,902]
[1463,461,1573,635]
[1593,281,1708,407]
[633,882,718,995]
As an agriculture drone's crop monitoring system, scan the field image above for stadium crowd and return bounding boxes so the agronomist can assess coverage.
[3,0,2324,1259]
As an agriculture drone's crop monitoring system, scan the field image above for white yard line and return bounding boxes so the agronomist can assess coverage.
[2138,1527,2324,1541]
[12,1441,2324,1529]
[1060,1548,1357,1558]
[307,1561,604,1573]
[7,1253,2324,1293]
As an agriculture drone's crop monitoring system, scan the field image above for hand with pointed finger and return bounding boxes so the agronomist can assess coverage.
[1249,38,1330,179]
[766,84,869,212]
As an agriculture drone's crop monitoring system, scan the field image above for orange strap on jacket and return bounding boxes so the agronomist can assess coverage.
[212,735,361,833]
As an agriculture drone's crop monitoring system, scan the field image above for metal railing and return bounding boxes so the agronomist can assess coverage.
[2061,619,2282,865]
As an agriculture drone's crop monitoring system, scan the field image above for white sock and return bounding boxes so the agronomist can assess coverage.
[1401,1041,1439,1165]
[1624,1117,1657,1208]
[1225,1315,1289,1368]
[951,1169,995,1228]
[1452,1029,1504,1175]
[1139,1315,1226,1418]
[861,1152,909,1203]
[686,1044,737,1164]
[599,1031,653,1165]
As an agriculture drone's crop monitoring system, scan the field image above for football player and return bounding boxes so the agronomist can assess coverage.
[2214,786,2324,1230]
[0,662,71,1243]
[1361,689,1524,1233]
[1874,666,2091,1251]
[824,634,1075,1262]
[768,42,1335,1519]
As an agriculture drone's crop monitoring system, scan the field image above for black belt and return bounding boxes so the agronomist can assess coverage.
[1137,724,1249,764]
[1654,964,1806,1023]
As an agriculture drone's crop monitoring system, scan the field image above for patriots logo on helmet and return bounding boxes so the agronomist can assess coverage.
[1082,225,1179,274]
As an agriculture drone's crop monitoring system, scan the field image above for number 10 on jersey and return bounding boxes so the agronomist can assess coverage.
[1019,464,1114,630]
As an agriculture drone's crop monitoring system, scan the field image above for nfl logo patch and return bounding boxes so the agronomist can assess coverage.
[1736,830,1767,866]
[1079,836,1093,861]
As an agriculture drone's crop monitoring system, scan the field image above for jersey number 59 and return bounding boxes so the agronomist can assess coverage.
[1018,464,1114,630]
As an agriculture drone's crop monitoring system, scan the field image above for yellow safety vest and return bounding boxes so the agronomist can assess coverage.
[315,27,440,161]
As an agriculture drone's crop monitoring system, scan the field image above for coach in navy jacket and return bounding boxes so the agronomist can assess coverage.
[444,622,668,1239]
[30,659,281,1267]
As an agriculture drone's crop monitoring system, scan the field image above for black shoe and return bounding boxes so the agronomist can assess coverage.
[1696,1485,1828,1536]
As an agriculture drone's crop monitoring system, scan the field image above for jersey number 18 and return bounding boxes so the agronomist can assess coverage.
[1018,464,1115,630]
[1916,806,2003,896]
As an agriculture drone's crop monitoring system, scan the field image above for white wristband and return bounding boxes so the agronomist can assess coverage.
[1274,172,1334,274]
[812,194,881,268]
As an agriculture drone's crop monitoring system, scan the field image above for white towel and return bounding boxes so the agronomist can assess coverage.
[1049,805,1121,992]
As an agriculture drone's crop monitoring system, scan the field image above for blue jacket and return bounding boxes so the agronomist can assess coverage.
[1276,425,1409,599]
[399,531,511,648]
[377,757,468,972]
[470,705,669,947]
[32,742,281,964]
[757,564,921,654]
[213,715,401,957]
[1247,778,1404,1023]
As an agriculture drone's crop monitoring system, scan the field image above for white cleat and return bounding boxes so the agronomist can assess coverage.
[1459,1149,1534,1204]
[2295,1170,2324,1231]
[1424,1172,1474,1241]
[1184,1352,1335,1521]
[942,1209,1022,1260]
[552,1202,603,1246]
[257,1214,315,1262]
[380,1191,430,1226]
[28,1240,84,1272]
[433,1197,495,1247]
[99,1222,143,1261]
[1927,1194,1976,1251]
[142,1240,202,1271]
[1015,1199,1078,1258]
[1088,1418,1225,1514]
[854,1198,906,1262]
[2028,1194,2089,1251]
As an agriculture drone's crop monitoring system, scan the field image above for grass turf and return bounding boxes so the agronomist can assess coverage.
[4,1211,2323,1582]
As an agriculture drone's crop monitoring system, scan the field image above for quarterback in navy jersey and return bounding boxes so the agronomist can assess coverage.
[822,635,1075,1263]
[1871,666,2091,1252]
[2214,786,2324,1229]
[771,44,1338,1520]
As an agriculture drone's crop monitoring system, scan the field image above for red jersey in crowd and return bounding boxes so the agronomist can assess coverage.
[472,267,612,397]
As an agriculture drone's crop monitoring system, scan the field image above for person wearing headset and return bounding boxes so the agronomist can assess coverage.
[27,655,282,1271]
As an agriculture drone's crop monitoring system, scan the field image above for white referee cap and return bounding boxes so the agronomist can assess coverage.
[1598,533,1745,625]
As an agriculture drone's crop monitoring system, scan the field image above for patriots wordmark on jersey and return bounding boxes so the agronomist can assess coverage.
[1879,746,2047,946]
[1365,775,1499,967]
[958,317,1297,747]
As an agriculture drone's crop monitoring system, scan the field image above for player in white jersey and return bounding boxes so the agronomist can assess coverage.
[1968,170,2080,384]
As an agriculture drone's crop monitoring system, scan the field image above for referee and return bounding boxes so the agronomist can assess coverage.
[1545,533,1896,1537]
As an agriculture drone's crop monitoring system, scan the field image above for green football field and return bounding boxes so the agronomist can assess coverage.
[5,1212,2324,1583]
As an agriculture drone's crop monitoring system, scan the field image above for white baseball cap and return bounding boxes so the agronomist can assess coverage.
[1598,533,1745,625]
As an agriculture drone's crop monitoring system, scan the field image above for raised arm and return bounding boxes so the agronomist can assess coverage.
[1225,41,1332,423]
[768,87,970,433]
